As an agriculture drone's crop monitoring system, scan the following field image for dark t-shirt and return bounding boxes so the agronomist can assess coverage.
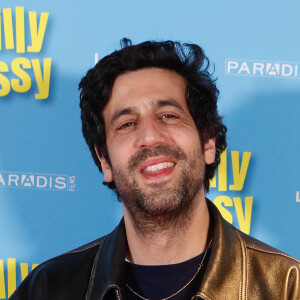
[124,249,211,300]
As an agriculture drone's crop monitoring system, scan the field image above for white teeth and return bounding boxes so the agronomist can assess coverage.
[143,162,175,172]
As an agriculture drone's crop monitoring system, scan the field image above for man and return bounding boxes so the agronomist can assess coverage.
[11,39,300,300]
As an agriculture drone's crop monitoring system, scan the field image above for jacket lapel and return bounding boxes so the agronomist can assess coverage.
[196,200,247,300]
[86,220,127,300]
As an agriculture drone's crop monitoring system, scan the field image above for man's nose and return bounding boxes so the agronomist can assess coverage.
[136,117,166,148]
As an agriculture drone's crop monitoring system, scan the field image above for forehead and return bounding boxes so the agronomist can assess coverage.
[104,68,187,116]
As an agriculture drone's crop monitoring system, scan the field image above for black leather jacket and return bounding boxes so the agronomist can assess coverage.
[10,200,300,300]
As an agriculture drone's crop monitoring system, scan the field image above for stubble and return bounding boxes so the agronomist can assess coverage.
[113,145,205,239]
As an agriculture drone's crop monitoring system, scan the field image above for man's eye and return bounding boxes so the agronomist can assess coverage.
[161,114,178,119]
[118,122,135,130]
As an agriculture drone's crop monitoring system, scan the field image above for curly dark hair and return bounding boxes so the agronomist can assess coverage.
[79,38,227,192]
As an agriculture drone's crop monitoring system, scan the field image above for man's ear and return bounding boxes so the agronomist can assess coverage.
[204,138,216,165]
[94,146,114,183]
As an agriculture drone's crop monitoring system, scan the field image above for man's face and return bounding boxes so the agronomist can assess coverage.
[99,68,215,225]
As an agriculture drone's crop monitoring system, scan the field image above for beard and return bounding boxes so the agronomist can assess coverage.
[112,144,205,237]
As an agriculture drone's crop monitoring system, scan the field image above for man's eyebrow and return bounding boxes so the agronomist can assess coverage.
[155,99,184,111]
[110,106,137,126]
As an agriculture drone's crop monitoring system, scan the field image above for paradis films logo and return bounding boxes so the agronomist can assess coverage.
[225,59,300,79]
[0,171,75,191]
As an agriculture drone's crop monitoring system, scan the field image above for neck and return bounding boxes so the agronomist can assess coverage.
[124,195,211,265]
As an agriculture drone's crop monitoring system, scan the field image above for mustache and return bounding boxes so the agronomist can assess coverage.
[128,145,187,170]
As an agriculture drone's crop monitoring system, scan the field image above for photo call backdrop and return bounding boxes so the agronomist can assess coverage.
[0,0,299,298]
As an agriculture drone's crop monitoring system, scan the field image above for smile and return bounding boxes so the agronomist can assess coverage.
[142,162,175,173]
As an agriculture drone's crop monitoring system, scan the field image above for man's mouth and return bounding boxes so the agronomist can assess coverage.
[139,158,176,180]
[142,162,175,173]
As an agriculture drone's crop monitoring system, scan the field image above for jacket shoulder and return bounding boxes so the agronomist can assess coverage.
[240,230,300,265]
[238,231,300,299]
[238,228,300,292]
[10,236,107,300]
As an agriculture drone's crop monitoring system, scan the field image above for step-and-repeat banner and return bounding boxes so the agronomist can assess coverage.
[0,1,299,298]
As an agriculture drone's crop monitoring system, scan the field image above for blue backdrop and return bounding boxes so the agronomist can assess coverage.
[1,1,300,298]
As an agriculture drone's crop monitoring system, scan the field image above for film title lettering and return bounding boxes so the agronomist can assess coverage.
[0,7,51,100]
[210,149,253,234]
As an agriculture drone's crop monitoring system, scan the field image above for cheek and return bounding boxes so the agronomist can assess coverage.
[107,140,133,171]
[173,130,202,152]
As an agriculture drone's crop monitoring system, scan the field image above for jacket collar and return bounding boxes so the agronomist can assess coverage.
[88,199,247,300]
